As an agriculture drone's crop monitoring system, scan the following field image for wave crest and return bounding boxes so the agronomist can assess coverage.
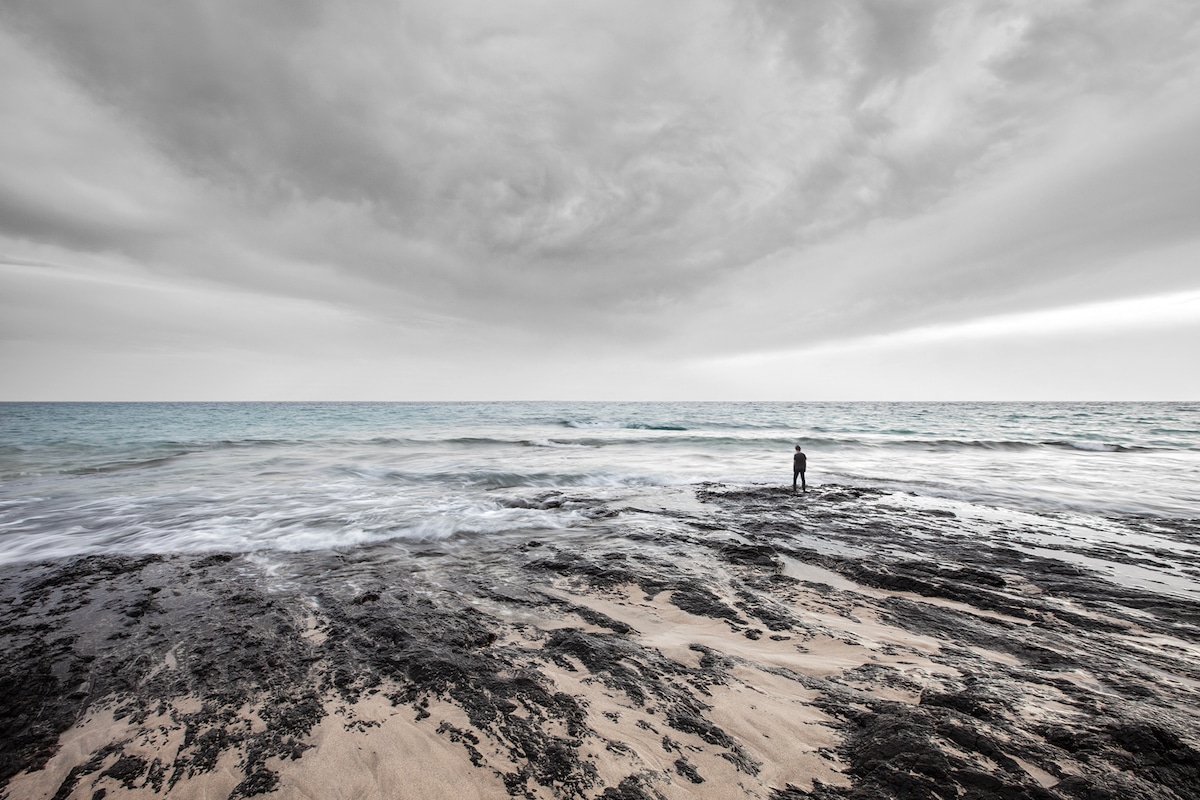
[560,420,688,431]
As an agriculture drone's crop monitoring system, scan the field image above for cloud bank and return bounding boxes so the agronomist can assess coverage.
[2,0,1198,399]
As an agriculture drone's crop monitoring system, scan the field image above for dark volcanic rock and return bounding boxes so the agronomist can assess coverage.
[669,584,744,623]
[4,481,1200,800]
[717,542,782,570]
[0,554,322,796]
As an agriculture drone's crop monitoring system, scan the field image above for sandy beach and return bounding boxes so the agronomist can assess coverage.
[3,483,1200,799]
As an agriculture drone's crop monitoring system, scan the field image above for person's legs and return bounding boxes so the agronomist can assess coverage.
[792,469,799,490]
[801,471,806,492]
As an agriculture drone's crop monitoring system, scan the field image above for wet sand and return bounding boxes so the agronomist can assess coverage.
[3,484,1200,799]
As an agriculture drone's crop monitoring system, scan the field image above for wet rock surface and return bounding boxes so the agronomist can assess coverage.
[2,484,1199,799]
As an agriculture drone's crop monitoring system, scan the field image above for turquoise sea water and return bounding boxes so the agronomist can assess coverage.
[0,402,1197,564]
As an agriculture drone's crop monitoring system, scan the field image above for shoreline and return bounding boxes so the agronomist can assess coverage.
[3,484,1200,799]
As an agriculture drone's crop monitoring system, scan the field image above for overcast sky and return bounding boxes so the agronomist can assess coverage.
[2,0,1198,401]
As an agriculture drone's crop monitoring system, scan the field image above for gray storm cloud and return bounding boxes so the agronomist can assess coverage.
[1,0,1199,398]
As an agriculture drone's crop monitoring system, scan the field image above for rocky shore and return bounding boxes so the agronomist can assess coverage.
[3,484,1199,799]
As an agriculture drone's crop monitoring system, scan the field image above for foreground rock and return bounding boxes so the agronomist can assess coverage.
[2,485,1199,799]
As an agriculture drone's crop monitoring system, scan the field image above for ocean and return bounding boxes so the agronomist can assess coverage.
[1,401,1196,569]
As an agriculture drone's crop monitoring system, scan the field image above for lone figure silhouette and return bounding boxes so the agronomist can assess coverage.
[792,445,807,493]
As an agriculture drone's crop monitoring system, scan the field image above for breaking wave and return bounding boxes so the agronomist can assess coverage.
[559,419,689,431]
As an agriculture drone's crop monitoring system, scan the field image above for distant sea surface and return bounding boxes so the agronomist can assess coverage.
[1,402,1197,565]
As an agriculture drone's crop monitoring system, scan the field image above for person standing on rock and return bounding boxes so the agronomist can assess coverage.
[792,445,807,493]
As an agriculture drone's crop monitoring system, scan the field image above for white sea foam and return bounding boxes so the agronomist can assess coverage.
[0,481,596,564]
[525,439,588,449]
[1059,440,1117,452]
